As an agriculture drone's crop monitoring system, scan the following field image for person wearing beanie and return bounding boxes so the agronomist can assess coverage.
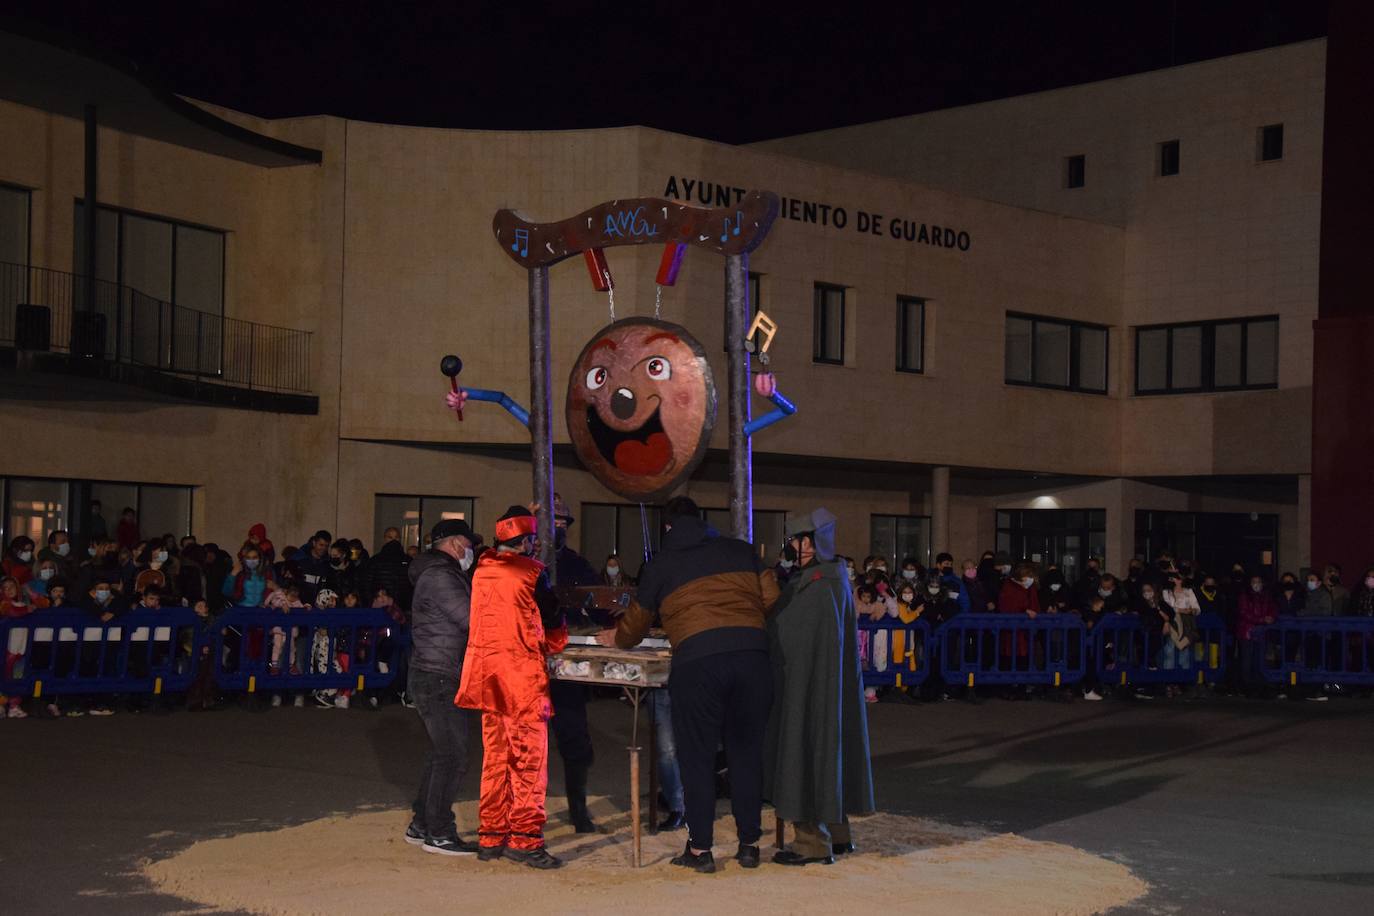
[597,495,780,874]
[456,506,568,870]
[765,508,875,866]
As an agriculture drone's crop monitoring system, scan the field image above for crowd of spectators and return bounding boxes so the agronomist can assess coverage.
[4,501,1373,718]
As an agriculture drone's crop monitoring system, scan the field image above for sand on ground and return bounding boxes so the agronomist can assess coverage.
[143,797,1146,916]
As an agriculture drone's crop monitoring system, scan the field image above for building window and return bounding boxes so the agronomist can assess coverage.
[1136,509,1278,578]
[1004,312,1108,394]
[581,503,663,579]
[374,494,475,551]
[896,296,925,373]
[1064,155,1086,189]
[1259,124,1284,162]
[1,476,193,550]
[813,283,845,365]
[729,272,765,352]
[870,514,931,570]
[0,183,31,318]
[1134,316,1279,394]
[997,508,1106,583]
[73,202,226,316]
[1159,140,1180,176]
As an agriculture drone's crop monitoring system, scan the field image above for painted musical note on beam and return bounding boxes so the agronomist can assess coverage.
[512,228,530,257]
[720,209,744,243]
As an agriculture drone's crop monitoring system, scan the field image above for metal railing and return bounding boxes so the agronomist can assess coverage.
[0,261,312,395]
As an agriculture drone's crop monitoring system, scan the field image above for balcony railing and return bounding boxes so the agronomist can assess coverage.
[0,261,312,395]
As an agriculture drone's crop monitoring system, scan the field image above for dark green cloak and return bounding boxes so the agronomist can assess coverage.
[763,559,876,824]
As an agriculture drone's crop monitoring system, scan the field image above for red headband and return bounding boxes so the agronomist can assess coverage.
[495,515,537,542]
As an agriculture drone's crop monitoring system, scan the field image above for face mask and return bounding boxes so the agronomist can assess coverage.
[607,565,621,577]
[874,565,887,574]
[1000,565,1012,575]
[88,547,97,558]
[1251,583,1263,593]
[332,558,347,569]
[963,570,976,580]
[244,558,260,570]
[902,569,917,580]
[1020,577,1034,588]
[847,569,856,581]
[903,593,917,603]
[1098,588,1111,597]
[926,585,940,595]
[948,590,960,599]
[779,559,794,570]
[940,565,953,575]
[1306,581,1319,592]
[155,550,168,563]
[95,589,110,602]
[1141,592,1155,602]
[18,550,32,563]
[56,543,70,557]
[40,568,55,581]
[1049,583,1061,592]
[459,548,475,571]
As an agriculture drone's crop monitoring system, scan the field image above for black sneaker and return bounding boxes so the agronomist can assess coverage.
[422,835,478,856]
[670,842,716,874]
[404,822,426,846]
[503,846,563,869]
[831,841,856,855]
[477,845,505,862]
[734,844,760,868]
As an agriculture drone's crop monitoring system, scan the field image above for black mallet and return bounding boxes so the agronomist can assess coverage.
[440,354,464,420]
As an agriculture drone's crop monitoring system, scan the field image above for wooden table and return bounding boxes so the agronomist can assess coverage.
[550,639,669,867]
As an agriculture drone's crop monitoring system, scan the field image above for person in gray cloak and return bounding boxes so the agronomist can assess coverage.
[764,507,876,866]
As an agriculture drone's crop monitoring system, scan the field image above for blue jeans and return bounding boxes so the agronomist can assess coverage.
[1158,641,1193,670]
[651,688,685,813]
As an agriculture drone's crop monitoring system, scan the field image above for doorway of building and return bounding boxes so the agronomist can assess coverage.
[996,508,1107,584]
[1135,510,1279,578]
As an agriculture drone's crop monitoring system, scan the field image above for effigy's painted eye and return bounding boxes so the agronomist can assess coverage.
[586,367,608,389]
[645,357,671,381]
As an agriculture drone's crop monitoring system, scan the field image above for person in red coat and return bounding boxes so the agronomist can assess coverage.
[998,563,1041,662]
[1235,574,1278,696]
[456,506,567,870]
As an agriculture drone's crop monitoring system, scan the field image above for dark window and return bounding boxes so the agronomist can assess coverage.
[870,514,932,570]
[1259,124,1284,162]
[1,475,193,550]
[1159,140,1180,176]
[73,201,226,316]
[1133,316,1279,394]
[727,272,765,352]
[1004,312,1109,394]
[0,183,32,318]
[374,494,476,552]
[896,296,925,373]
[1065,155,1086,189]
[996,508,1106,583]
[813,283,845,365]
[1135,509,1279,579]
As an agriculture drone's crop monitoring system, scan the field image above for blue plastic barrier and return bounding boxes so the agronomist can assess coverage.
[1253,617,1374,686]
[1094,612,1229,688]
[857,618,930,688]
[1,607,202,698]
[212,606,401,693]
[937,612,1086,686]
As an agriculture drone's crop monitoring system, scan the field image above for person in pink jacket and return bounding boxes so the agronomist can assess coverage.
[1235,574,1277,697]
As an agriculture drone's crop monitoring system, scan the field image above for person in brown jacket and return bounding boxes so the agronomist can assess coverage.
[597,496,779,874]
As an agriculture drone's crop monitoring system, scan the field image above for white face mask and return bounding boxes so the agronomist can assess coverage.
[846,568,856,581]
[948,590,960,599]
[40,568,55,581]
[1251,583,1263,593]
[88,547,98,558]
[779,560,794,570]
[459,548,475,572]
[902,569,917,580]
[1098,588,1111,597]
[1306,581,1319,592]
[1001,565,1012,575]
[155,550,168,563]
[606,564,620,577]
[56,543,71,557]
[18,550,32,563]
[1049,583,1062,592]
[1020,577,1034,588]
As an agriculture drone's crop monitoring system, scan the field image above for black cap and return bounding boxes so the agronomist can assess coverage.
[430,519,475,543]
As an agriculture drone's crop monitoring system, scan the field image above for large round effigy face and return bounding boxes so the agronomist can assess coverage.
[566,318,716,502]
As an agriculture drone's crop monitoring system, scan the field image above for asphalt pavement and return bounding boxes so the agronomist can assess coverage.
[2,691,1372,915]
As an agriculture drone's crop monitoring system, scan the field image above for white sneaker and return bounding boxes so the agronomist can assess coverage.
[1083,689,1103,701]
[368,696,380,709]
[271,694,283,708]
[1306,695,1329,702]
[334,695,350,709]
[293,695,305,708]
[1133,691,1154,701]
[8,706,28,718]
[377,662,389,674]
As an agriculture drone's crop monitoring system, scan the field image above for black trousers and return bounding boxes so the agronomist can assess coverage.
[669,649,772,850]
[549,680,594,766]
[409,668,476,839]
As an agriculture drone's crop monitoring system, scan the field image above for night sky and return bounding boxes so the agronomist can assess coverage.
[6,0,1328,144]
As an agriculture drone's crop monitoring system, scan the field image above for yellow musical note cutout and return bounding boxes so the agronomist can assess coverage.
[746,310,779,354]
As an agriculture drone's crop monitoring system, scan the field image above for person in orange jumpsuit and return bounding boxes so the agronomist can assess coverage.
[455,506,568,870]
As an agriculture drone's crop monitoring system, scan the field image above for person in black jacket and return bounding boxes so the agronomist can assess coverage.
[404,519,480,856]
[367,528,413,610]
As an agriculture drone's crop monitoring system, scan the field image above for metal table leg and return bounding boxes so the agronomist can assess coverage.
[623,684,644,867]
[648,688,659,834]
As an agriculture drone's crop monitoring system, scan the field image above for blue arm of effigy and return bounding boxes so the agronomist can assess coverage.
[744,389,797,437]
[464,388,531,428]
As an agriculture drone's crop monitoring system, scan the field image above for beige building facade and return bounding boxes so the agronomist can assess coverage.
[0,35,1322,581]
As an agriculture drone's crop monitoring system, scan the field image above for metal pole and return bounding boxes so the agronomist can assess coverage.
[528,265,556,579]
[725,253,752,542]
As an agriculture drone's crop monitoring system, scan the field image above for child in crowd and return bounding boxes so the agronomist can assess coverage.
[2,575,36,717]
[265,585,308,708]
[855,583,897,702]
[186,600,219,712]
[311,588,352,709]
